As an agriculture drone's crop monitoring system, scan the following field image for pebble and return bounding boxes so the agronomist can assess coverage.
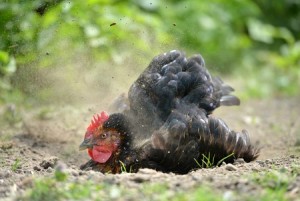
[78,171,87,176]
[251,167,260,172]
[190,173,203,182]
[131,174,151,183]
[137,168,158,174]
[256,160,265,167]
[40,156,59,169]
[225,164,238,171]
[70,170,79,177]
[23,170,34,174]
[265,159,272,164]
[33,166,41,171]
[233,158,245,165]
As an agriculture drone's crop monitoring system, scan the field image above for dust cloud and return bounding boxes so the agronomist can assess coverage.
[12,53,148,110]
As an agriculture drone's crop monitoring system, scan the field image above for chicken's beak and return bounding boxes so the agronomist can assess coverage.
[79,139,93,151]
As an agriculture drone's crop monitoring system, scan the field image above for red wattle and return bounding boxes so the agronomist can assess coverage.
[91,146,113,163]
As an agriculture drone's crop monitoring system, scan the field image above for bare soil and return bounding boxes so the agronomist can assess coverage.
[0,96,300,200]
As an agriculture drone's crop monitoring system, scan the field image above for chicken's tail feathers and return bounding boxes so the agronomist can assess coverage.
[234,130,260,162]
[142,115,259,174]
[207,117,260,162]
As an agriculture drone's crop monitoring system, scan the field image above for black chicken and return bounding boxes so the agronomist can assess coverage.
[79,50,259,174]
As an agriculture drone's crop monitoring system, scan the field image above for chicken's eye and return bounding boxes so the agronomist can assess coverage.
[100,133,108,139]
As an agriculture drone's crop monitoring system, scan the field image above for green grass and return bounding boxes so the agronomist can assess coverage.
[11,158,21,172]
[194,152,235,168]
[244,189,287,201]
[246,168,298,201]
[119,160,133,173]
[19,168,225,201]
[21,178,224,201]
[251,169,295,190]
[19,165,300,201]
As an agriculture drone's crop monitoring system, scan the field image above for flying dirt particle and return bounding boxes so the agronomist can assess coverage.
[173,23,176,26]
[46,52,49,55]
[110,22,117,27]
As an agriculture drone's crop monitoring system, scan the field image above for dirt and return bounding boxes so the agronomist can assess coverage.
[0,96,300,200]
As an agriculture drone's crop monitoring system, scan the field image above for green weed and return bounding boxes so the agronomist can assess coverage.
[119,160,133,173]
[28,179,62,201]
[252,169,295,191]
[11,158,21,172]
[240,168,298,201]
[194,152,234,168]
[21,179,225,201]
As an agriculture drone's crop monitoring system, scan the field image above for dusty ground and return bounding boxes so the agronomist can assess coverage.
[0,96,300,200]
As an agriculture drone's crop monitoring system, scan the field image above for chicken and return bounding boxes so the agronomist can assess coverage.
[79,50,259,174]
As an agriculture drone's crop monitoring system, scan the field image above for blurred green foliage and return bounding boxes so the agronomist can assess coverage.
[0,0,299,104]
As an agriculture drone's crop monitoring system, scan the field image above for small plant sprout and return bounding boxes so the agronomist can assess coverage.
[119,160,132,173]
[11,158,21,172]
[194,152,235,168]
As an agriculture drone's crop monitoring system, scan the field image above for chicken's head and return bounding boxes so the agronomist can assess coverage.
[79,112,131,164]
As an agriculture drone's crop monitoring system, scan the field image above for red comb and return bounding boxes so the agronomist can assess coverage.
[87,111,109,132]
